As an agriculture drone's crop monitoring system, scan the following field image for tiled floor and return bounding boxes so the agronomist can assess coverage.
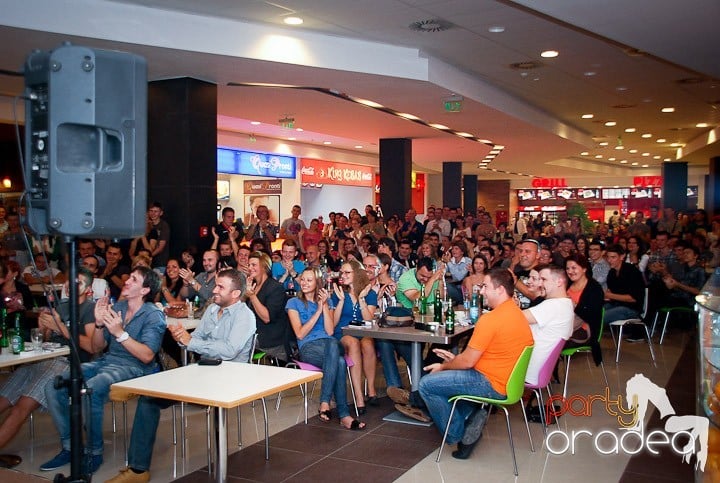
[0,324,697,482]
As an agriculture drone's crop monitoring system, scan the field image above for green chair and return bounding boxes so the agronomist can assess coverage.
[435,345,534,476]
[651,306,696,344]
[562,308,608,399]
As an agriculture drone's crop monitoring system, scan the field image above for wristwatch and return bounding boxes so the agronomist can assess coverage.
[116,331,130,343]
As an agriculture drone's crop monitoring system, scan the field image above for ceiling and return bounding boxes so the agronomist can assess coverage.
[1,0,719,183]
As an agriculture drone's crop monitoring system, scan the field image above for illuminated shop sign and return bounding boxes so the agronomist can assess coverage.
[300,158,374,187]
[217,148,296,179]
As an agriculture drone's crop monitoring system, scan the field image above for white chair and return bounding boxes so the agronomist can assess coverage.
[609,288,656,364]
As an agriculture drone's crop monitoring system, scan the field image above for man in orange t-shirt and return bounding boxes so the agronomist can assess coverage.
[419,267,534,459]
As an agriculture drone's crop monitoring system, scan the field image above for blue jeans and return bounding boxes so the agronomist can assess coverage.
[418,369,503,445]
[603,304,639,324]
[126,397,173,470]
[299,338,351,419]
[376,340,413,389]
[45,360,144,455]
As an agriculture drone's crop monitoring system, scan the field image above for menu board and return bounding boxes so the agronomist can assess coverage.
[537,189,555,200]
[518,189,537,201]
[630,187,652,199]
[577,188,600,199]
[555,188,576,200]
[601,188,630,199]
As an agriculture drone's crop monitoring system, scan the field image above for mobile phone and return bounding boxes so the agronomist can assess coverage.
[198,358,222,366]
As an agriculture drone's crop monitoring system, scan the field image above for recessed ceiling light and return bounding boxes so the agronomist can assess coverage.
[250,121,261,125]
[283,16,304,25]
[296,128,304,132]
[430,123,450,130]
[595,155,603,159]
[599,141,609,146]
[642,152,650,156]
[584,71,596,76]
[581,114,594,119]
[605,121,617,127]
[288,137,296,141]
[397,113,420,120]
[641,133,652,138]
[494,145,505,150]
[653,155,661,159]
[631,162,639,166]
[608,157,616,161]
[670,142,682,147]
[629,149,638,153]
[661,107,675,113]
[489,150,501,154]
[356,98,384,108]
[580,151,589,156]
[616,86,628,91]
[354,145,363,149]
[625,127,636,133]
[488,26,505,33]
[620,160,628,164]
[323,141,332,145]
[457,132,474,138]
[696,123,709,128]
[541,50,559,58]
[642,164,649,168]
[656,138,667,143]
[615,145,625,150]
[664,158,672,161]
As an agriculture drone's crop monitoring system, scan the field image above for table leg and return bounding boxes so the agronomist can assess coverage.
[214,407,227,483]
[410,341,422,392]
[261,398,269,460]
[303,382,308,423]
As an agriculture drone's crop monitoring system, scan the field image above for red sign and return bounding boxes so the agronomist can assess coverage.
[633,176,663,186]
[301,158,374,187]
[531,177,567,188]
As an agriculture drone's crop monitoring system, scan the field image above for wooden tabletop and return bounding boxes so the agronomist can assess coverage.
[0,345,69,369]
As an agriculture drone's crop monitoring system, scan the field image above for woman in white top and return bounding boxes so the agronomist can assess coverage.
[625,236,649,278]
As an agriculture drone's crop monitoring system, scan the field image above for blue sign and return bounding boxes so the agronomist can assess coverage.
[217,148,296,179]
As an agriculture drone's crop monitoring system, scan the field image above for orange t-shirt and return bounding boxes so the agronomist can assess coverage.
[468,298,534,394]
[567,286,582,305]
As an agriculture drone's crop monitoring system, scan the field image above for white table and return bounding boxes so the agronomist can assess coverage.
[0,346,70,368]
[110,362,322,483]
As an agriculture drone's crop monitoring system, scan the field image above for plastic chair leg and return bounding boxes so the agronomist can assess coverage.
[615,325,624,363]
[660,312,671,345]
[347,366,359,417]
[644,324,657,364]
[435,399,459,462]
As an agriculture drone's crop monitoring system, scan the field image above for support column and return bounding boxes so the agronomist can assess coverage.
[708,157,720,218]
[442,162,462,208]
[148,78,217,257]
[463,174,478,215]
[661,161,688,212]
[379,138,412,220]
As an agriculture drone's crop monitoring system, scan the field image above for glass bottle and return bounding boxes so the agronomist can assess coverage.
[11,313,24,354]
[0,308,8,349]
[445,302,455,334]
[433,289,443,323]
[469,291,480,324]
[418,285,428,316]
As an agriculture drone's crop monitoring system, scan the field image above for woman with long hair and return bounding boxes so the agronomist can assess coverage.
[158,258,184,305]
[246,251,293,362]
[286,268,365,430]
[462,254,488,296]
[625,236,649,277]
[564,254,604,364]
[300,218,323,254]
[331,259,377,414]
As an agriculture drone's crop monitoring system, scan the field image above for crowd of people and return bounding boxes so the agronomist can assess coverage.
[0,199,711,478]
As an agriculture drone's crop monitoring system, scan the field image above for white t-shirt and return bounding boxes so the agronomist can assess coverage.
[525,297,574,385]
[22,265,61,280]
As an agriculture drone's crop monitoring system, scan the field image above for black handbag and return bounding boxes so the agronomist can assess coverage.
[378,306,414,328]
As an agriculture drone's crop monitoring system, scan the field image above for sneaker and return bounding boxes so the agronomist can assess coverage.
[387,386,410,405]
[84,454,103,474]
[105,467,151,483]
[39,449,71,471]
[461,408,488,445]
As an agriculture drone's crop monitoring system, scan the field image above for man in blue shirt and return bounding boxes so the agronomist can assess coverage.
[105,268,256,483]
[271,239,306,291]
[41,266,166,475]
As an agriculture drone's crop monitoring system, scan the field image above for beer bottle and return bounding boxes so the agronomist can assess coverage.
[418,285,428,315]
[445,301,455,334]
[11,313,24,354]
[0,309,8,349]
[433,290,443,323]
[469,292,480,324]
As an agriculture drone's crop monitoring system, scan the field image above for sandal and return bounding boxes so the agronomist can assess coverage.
[318,409,332,422]
[341,418,366,430]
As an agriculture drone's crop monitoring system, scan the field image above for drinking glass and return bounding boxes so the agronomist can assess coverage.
[31,328,43,351]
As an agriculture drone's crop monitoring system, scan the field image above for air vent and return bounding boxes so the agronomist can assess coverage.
[509,61,541,70]
[409,19,453,32]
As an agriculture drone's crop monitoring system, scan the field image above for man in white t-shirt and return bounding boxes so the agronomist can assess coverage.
[22,253,66,285]
[522,265,574,385]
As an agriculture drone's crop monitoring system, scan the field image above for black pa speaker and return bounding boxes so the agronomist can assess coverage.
[23,43,147,237]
